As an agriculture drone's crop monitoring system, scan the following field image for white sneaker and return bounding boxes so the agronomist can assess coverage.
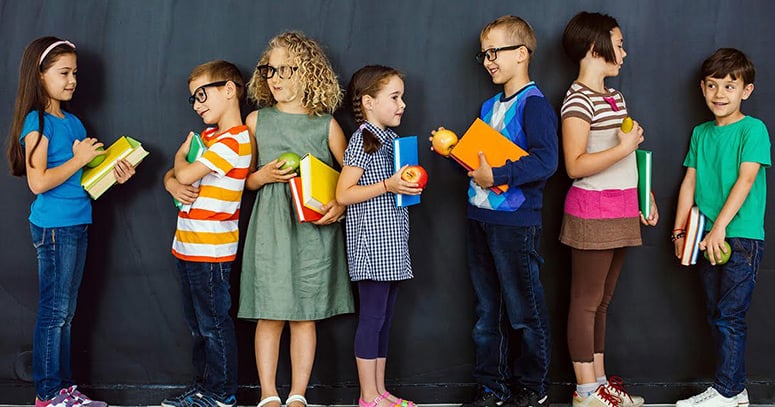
[676,387,737,407]
[735,389,748,407]
[606,376,644,407]
[572,386,621,407]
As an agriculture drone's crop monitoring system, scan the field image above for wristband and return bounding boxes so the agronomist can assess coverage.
[382,180,388,192]
[671,231,686,242]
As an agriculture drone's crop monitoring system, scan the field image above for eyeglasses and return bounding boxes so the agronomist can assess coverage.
[256,64,298,79]
[189,80,241,104]
[475,44,532,63]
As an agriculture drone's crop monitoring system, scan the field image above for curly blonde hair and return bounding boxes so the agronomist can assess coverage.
[247,31,342,115]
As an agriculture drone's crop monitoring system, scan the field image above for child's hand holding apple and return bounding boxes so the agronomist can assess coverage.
[429,127,458,157]
[387,164,425,196]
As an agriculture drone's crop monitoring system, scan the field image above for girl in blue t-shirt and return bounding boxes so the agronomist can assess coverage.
[6,37,135,407]
[336,65,422,407]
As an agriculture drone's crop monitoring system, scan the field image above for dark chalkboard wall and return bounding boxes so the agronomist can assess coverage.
[2,0,774,404]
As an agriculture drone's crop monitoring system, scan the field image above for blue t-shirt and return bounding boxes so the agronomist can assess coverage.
[20,110,92,227]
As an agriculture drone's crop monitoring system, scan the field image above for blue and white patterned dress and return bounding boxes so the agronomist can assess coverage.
[343,122,413,282]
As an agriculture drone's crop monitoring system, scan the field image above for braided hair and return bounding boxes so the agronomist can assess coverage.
[346,65,404,154]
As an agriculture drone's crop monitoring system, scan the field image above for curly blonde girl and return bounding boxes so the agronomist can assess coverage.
[247,31,342,115]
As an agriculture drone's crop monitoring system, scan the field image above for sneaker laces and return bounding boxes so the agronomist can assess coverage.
[50,393,82,407]
[607,376,633,403]
[67,386,91,403]
[595,385,621,407]
[689,388,719,403]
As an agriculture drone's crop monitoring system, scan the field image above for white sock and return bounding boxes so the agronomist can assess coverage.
[597,376,608,386]
[577,383,599,398]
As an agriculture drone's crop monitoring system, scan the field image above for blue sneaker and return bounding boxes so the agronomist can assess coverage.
[161,387,203,407]
[192,393,236,407]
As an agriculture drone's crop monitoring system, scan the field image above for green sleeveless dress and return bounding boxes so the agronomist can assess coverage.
[238,107,354,321]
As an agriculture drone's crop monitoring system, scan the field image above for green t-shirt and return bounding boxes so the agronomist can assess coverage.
[683,116,771,239]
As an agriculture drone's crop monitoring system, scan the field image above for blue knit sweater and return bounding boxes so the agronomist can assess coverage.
[467,83,558,226]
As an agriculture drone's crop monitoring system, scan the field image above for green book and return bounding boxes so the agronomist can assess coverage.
[636,150,652,218]
[174,132,206,211]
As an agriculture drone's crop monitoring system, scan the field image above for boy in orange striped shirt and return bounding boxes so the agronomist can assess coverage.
[162,60,252,407]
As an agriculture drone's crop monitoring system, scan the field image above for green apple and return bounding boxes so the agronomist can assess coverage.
[704,241,732,265]
[85,146,106,168]
[277,152,301,175]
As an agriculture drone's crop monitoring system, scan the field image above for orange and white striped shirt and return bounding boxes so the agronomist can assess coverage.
[172,125,251,262]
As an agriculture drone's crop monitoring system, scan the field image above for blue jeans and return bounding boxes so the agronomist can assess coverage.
[467,221,551,399]
[30,223,89,401]
[698,237,763,398]
[176,259,238,399]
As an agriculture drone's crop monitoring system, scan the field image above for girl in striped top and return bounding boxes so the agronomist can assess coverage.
[559,12,658,407]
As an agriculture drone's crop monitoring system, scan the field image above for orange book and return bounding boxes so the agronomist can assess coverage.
[289,177,322,223]
[449,118,528,194]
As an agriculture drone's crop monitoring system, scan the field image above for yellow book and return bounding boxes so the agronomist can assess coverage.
[80,136,149,199]
[300,153,340,214]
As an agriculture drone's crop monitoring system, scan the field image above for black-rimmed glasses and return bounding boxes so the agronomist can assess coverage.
[189,81,241,104]
[256,64,298,79]
[475,44,532,63]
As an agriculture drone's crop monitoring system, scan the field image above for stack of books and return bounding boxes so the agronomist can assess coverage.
[288,153,340,223]
[680,206,706,266]
[81,136,149,199]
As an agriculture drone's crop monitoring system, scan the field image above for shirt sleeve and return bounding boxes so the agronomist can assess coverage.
[560,90,593,123]
[741,119,772,167]
[21,111,43,144]
[199,136,239,177]
[491,96,559,187]
[683,126,700,169]
[343,131,372,169]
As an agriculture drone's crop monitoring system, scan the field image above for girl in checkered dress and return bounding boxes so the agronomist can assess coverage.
[336,65,423,407]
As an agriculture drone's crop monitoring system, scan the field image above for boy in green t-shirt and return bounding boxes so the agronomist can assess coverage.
[673,48,771,407]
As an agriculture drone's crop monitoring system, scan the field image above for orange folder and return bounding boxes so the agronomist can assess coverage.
[450,118,528,194]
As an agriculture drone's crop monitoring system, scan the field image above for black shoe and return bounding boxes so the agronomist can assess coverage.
[511,387,548,407]
[463,388,509,407]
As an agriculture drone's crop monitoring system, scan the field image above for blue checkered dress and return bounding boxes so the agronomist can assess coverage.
[343,122,413,282]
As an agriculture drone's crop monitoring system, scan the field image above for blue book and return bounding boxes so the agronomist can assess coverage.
[393,135,420,207]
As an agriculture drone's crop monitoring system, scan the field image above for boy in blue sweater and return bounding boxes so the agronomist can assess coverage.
[442,15,558,407]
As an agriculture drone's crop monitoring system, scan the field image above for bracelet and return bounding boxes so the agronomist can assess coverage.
[672,228,685,233]
[382,179,388,193]
[671,231,686,242]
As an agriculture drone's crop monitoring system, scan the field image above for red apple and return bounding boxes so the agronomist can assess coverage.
[431,129,459,157]
[400,165,428,188]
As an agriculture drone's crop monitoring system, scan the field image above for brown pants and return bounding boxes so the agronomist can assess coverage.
[567,247,627,362]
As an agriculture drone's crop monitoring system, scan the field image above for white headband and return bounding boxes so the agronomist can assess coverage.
[39,40,76,66]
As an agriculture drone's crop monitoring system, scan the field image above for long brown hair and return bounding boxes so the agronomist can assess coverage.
[7,36,77,176]
[346,65,404,154]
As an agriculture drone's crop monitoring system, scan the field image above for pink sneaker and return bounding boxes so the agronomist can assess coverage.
[64,386,108,407]
[35,397,53,407]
